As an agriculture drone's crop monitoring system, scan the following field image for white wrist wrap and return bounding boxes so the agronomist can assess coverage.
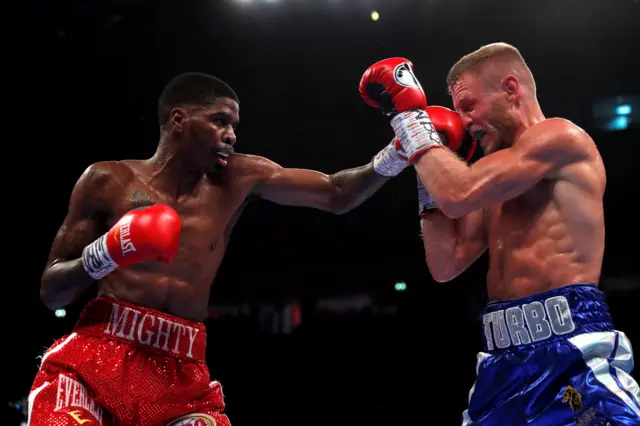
[372,142,407,177]
[391,110,444,161]
[81,234,118,280]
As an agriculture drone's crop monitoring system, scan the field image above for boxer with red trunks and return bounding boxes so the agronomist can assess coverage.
[29,72,406,425]
[359,45,639,424]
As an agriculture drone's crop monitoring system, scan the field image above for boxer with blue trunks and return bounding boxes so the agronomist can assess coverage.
[470,283,639,425]
[358,43,640,424]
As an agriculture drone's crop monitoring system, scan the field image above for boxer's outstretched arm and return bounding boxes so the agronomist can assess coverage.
[40,163,120,309]
[252,157,388,214]
[421,209,487,282]
[414,119,589,218]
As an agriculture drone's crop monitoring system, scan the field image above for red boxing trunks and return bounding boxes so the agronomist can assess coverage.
[28,297,230,426]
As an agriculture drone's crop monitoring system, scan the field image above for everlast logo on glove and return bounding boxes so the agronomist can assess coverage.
[394,62,422,89]
[483,295,576,351]
[113,215,136,256]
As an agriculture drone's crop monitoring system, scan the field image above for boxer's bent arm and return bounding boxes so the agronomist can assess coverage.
[40,163,120,310]
[252,157,388,214]
[413,119,589,218]
[420,209,487,282]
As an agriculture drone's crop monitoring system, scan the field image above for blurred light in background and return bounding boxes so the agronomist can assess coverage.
[592,95,637,132]
[608,115,629,131]
[616,104,631,116]
[55,309,66,318]
[370,10,380,21]
[394,281,407,291]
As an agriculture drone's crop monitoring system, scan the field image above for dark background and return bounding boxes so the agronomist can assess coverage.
[12,0,640,424]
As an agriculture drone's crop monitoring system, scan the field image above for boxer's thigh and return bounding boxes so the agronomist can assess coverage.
[564,331,640,423]
[462,351,527,425]
[524,331,640,425]
[165,412,231,426]
[28,372,115,426]
[165,380,231,426]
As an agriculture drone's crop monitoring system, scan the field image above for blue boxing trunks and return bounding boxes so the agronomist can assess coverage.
[462,283,640,425]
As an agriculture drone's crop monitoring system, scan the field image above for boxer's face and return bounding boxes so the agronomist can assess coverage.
[451,72,518,154]
[171,97,239,170]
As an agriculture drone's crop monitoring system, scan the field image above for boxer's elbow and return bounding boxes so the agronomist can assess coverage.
[432,179,475,219]
[328,189,357,215]
[429,270,456,283]
[424,248,462,283]
[439,204,466,219]
[329,197,350,215]
[40,273,65,310]
[424,245,472,283]
[39,284,62,310]
[39,259,87,310]
[426,261,460,283]
[438,193,472,219]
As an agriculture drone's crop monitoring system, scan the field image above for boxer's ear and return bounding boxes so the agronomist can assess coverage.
[170,108,186,132]
[502,75,520,101]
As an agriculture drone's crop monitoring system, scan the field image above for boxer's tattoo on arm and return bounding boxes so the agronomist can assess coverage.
[131,190,153,209]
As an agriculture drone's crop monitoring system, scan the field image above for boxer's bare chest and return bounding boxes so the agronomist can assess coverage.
[97,161,255,318]
[107,168,251,260]
[487,181,552,253]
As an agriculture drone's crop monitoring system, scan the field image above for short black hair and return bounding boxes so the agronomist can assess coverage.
[157,72,239,126]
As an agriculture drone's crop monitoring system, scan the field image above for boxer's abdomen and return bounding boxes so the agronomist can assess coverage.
[485,179,604,301]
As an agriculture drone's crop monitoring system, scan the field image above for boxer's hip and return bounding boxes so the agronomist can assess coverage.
[481,283,613,353]
[33,298,220,425]
[73,297,208,362]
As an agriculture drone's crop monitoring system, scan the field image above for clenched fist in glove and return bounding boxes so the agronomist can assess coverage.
[427,105,477,163]
[359,57,427,116]
[359,58,444,162]
[81,204,181,280]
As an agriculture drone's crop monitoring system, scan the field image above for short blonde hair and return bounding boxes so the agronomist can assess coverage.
[446,42,536,94]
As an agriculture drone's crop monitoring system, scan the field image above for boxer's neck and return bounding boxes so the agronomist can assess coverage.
[513,98,545,143]
[147,134,203,198]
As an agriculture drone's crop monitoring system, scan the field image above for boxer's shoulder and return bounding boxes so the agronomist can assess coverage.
[527,119,605,189]
[73,161,135,210]
[226,153,281,183]
[513,118,597,170]
[80,160,136,186]
[527,118,594,150]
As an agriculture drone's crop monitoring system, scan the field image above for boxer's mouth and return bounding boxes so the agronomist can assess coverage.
[474,130,487,142]
[215,148,234,167]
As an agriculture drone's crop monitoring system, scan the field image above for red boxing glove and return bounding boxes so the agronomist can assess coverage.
[81,204,181,280]
[359,57,427,117]
[427,106,477,162]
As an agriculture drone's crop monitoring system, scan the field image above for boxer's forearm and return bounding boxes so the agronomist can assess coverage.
[421,214,466,282]
[414,148,473,218]
[40,258,95,310]
[420,207,487,282]
[329,163,390,214]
